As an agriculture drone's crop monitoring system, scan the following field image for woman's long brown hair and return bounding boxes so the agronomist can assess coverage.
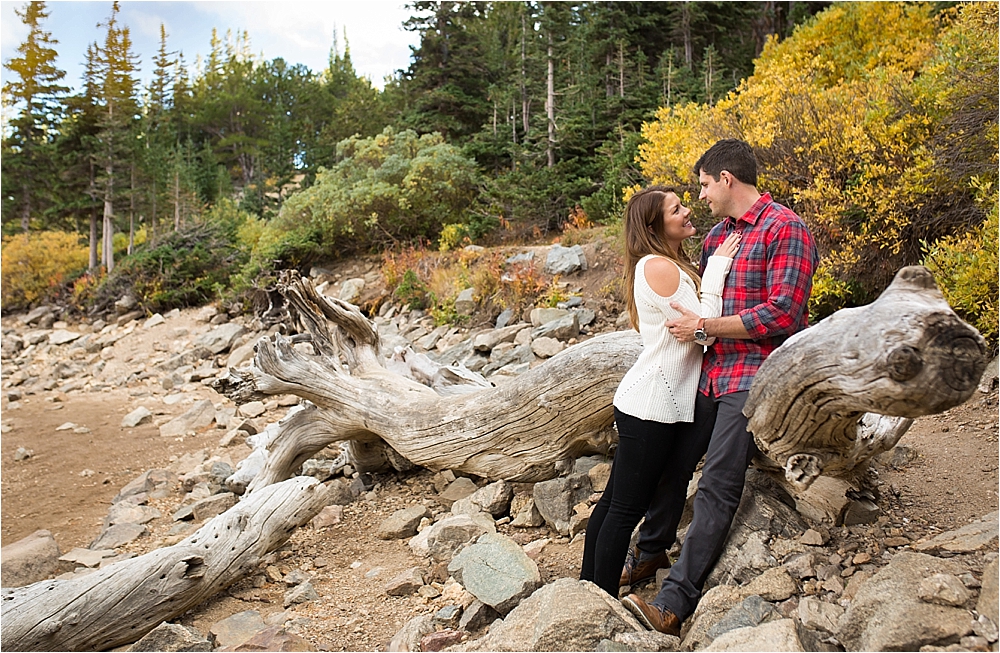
[623,186,702,332]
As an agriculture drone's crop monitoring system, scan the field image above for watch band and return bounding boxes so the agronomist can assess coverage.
[697,318,706,336]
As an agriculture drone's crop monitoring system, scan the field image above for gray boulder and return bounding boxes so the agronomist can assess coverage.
[448,533,542,614]
[837,551,975,651]
[193,322,246,354]
[797,596,843,634]
[283,580,319,607]
[978,557,999,628]
[533,473,592,534]
[459,578,648,652]
[412,513,496,561]
[208,610,266,650]
[127,622,212,651]
[159,399,216,437]
[544,244,587,275]
[437,477,478,508]
[122,406,153,428]
[914,511,998,554]
[339,278,365,304]
[378,505,431,540]
[385,567,425,596]
[388,614,435,652]
[451,480,514,518]
[529,307,570,327]
[706,595,778,641]
[704,619,809,652]
[91,522,147,550]
[1,529,61,587]
[473,324,529,353]
[455,288,477,315]
[531,314,580,341]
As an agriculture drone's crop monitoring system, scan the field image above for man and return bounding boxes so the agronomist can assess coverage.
[620,139,819,635]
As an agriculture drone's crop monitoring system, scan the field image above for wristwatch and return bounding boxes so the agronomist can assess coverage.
[694,318,708,342]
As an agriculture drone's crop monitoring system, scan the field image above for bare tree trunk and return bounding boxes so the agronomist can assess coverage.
[173,170,180,232]
[102,169,114,274]
[618,41,625,98]
[521,13,529,139]
[546,31,555,168]
[88,208,98,272]
[0,477,330,652]
[128,162,135,255]
[682,2,693,66]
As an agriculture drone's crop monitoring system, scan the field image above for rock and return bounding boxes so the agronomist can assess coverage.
[311,505,344,529]
[22,305,56,325]
[91,522,147,550]
[193,322,246,355]
[106,502,161,526]
[588,463,611,492]
[128,622,212,651]
[531,314,580,341]
[797,596,843,634]
[449,533,542,614]
[529,307,570,327]
[704,619,807,652]
[283,581,319,607]
[387,614,435,652]
[143,313,166,329]
[378,505,431,540]
[49,329,83,345]
[742,567,798,602]
[460,578,647,652]
[511,498,544,528]
[438,476,478,508]
[459,600,500,632]
[706,595,777,641]
[914,511,999,554]
[800,529,825,546]
[232,625,316,651]
[114,468,175,503]
[978,558,999,628]
[919,573,973,607]
[426,513,497,562]
[837,551,975,651]
[420,630,465,652]
[13,446,33,461]
[433,605,463,628]
[979,356,999,393]
[544,244,587,275]
[59,547,114,568]
[456,288,477,315]
[385,567,425,596]
[189,492,237,521]
[238,401,266,418]
[876,443,919,469]
[495,308,514,329]
[209,610,267,650]
[159,399,217,437]
[533,473,592,534]
[531,336,565,358]
[474,324,529,353]
[227,341,257,369]
[680,585,744,651]
[451,480,514,518]
[339,278,365,304]
[842,497,881,525]
[1,529,61,587]
[122,406,153,428]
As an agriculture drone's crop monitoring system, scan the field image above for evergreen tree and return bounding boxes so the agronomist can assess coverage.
[2,0,68,233]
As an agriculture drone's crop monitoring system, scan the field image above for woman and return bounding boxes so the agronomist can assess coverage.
[580,185,740,598]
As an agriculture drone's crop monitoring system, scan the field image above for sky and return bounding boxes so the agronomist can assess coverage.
[1,1,422,94]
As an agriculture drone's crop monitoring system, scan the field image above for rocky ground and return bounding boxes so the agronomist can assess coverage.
[1,241,998,652]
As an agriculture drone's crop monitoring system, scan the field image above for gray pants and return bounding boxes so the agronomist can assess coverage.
[637,389,757,621]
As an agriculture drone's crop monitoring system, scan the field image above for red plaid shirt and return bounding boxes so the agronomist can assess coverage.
[699,192,819,396]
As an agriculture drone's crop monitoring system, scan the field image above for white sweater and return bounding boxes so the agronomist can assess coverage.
[613,255,732,423]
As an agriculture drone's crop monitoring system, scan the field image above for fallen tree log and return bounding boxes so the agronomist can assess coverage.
[216,266,985,496]
[745,266,987,491]
[0,477,329,652]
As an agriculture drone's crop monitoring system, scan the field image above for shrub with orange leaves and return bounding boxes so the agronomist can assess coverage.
[1,231,89,310]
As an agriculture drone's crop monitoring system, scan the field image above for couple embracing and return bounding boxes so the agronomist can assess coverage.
[581,139,819,636]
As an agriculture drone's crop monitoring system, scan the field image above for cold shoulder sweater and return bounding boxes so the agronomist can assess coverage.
[613,255,732,423]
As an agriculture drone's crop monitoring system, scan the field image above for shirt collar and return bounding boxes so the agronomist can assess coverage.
[728,192,772,227]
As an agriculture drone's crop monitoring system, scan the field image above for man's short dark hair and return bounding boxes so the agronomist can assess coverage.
[694,139,758,187]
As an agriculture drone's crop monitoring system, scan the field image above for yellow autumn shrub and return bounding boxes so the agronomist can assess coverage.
[1,231,89,309]
[637,2,997,319]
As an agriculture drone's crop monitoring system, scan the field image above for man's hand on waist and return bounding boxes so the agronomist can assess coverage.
[667,303,752,341]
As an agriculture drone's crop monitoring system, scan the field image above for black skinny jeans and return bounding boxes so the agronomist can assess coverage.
[580,406,713,598]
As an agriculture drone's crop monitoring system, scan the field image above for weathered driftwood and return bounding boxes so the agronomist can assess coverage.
[216,267,986,497]
[745,266,987,491]
[213,270,637,489]
[0,477,329,652]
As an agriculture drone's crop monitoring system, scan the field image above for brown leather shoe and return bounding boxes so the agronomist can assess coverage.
[621,593,681,637]
[619,546,670,587]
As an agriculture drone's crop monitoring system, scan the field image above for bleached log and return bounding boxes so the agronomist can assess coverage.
[745,266,987,492]
[1,477,329,652]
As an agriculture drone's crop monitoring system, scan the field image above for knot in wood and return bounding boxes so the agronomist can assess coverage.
[886,345,923,382]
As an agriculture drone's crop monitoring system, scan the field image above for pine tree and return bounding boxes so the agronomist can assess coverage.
[2,1,68,233]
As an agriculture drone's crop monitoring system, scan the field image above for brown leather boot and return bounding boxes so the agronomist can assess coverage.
[621,593,681,637]
[619,546,670,587]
